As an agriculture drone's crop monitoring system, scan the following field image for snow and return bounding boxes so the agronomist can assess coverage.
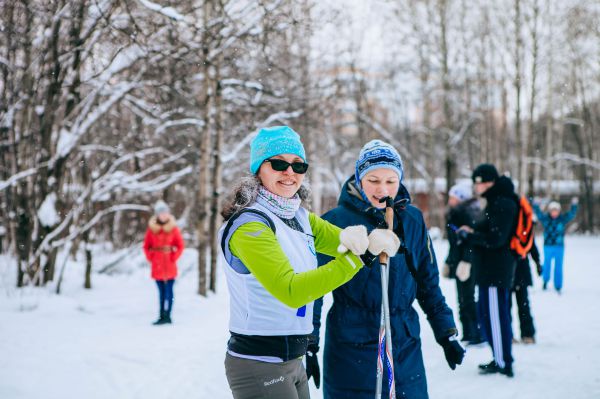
[1,235,600,398]
[37,192,60,227]
[137,0,184,21]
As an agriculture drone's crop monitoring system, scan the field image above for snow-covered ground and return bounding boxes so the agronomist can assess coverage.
[1,235,599,399]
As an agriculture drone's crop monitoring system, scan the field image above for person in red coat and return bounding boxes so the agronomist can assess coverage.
[143,200,184,325]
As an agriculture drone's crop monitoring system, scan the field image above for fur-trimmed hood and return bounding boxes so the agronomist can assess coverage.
[148,215,177,234]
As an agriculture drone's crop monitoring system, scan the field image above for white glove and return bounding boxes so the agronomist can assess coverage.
[441,263,451,278]
[367,229,400,257]
[337,225,369,255]
[456,261,471,282]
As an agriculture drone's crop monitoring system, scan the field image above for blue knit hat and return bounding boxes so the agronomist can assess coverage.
[250,126,306,174]
[355,140,404,185]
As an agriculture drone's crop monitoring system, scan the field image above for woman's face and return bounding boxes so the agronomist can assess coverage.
[157,212,170,223]
[258,153,306,198]
[360,169,400,209]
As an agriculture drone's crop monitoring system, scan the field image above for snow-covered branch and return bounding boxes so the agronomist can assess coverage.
[137,0,184,21]
[0,161,51,191]
[221,110,303,162]
[92,150,191,201]
[52,203,150,248]
[55,81,140,162]
[527,153,600,170]
[447,113,483,148]
[156,118,205,135]
[356,112,431,180]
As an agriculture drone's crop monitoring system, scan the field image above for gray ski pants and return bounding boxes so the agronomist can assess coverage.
[225,353,310,399]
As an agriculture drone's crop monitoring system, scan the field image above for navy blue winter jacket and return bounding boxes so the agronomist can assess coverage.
[533,203,578,246]
[312,177,456,398]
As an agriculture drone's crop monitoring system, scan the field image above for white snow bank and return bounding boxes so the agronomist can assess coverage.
[1,236,600,398]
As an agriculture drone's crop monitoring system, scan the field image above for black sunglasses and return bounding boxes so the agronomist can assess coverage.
[264,159,309,174]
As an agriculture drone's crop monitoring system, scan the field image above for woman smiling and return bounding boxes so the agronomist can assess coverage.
[219,126,400,399]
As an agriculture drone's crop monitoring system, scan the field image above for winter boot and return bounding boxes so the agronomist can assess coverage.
[543,281,547,290]
[164,313,172,324]
[467,336,486,346]
[478,361,514,378]
[478,360,496,371]
[153,311,167,325]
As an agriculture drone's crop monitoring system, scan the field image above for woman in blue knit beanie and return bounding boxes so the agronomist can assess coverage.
[310,139,463,398]
[219,128,400,399]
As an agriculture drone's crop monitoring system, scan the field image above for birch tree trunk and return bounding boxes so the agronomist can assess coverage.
[208,59,223,294]
[544,0,555,199]
[525,0,540,197]
[514,0,524,186]
[196,0,213,297]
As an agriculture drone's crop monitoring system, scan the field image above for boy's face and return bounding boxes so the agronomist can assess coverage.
[448,196,460,208]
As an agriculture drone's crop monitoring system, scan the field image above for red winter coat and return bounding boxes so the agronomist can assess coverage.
[143,215,184,280]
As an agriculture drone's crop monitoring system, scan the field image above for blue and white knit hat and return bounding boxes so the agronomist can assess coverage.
[250,126,306,174]
[355,139,404,184]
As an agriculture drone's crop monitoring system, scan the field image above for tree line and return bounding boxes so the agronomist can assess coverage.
[0,0,598,293]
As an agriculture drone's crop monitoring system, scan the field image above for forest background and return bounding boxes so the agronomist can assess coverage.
[1,0,598,295]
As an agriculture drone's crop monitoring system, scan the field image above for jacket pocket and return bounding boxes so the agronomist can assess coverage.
[328,307,380,345]
[403,312,421,342]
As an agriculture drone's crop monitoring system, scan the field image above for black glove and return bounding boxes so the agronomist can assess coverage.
[535,261,543,276]
[306,345,320,388]
[441,335,465,370]
[360,249,378,268]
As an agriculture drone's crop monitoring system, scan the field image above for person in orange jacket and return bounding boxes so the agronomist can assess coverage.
[143,200,184,325]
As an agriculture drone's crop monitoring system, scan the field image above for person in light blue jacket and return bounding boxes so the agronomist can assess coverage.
[532,197,578,293]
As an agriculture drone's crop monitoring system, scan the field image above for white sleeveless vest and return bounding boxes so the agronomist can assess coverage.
[219,203,318,336]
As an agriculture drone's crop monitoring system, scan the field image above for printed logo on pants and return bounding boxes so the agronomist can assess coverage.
[264,376,285,386]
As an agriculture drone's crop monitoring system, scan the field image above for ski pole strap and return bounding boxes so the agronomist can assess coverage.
[377,327,396,398]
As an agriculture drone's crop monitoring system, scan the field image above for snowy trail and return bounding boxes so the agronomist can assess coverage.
[1,235,600,398]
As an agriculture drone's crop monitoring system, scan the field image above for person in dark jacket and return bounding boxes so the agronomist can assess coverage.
[443,182,484,345]
[532,197,578,293]
[457,163,518,378]
[511,235,542,344]
[310,140,463,399]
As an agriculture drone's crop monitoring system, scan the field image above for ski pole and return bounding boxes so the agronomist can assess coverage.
[375,196,396,399]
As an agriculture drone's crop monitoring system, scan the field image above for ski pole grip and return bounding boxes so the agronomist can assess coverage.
[378,196,395,265]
